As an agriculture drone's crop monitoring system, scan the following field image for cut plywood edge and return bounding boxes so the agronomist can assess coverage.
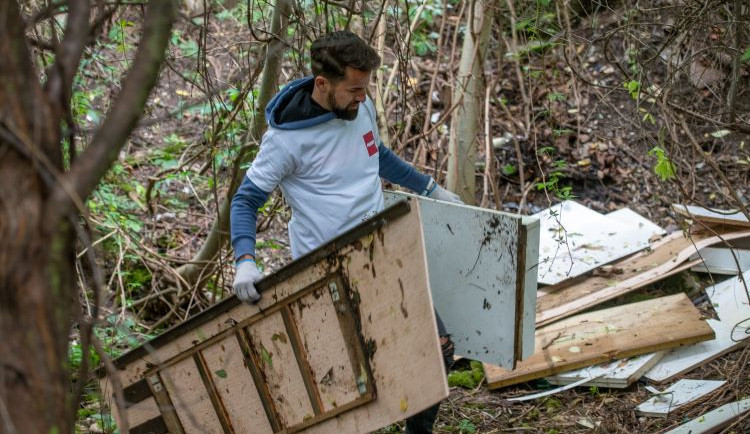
[546,351,665,389]
[637,379,726,417]
[644,319,748,384]
[485,293,714,390]
[664,398,750,434]
[673,204,750,228]
[690,247,750,275]
[606,207,667,239]
[535,201,652,285]
[536,228,750,327]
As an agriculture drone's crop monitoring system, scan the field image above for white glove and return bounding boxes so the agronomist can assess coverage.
[233,260,262,303]
[425,179,463,204]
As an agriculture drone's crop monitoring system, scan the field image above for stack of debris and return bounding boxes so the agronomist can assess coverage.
[483,201,750,429]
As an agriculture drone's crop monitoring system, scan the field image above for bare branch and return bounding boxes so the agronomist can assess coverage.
[47,0,179,223]
[46,0,91,108]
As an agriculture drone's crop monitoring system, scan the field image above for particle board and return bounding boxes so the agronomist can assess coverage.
[673,204,750,228]
[536,228,750,327]
[637,379,726,417]
[100,200,449,433]
[534,201,651,285]
[484,293,714,389]
[546,352,665,389]
[383,191,540,366]
[664,398,750,434]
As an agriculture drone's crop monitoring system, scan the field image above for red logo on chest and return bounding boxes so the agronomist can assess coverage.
[363,131,377,156]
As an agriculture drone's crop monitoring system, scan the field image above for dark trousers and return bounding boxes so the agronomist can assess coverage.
[404,312,454,434]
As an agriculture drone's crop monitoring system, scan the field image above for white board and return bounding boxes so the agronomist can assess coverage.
[665,398,750,434]
[637,380,726,417]
[546,352,665,388]
[704,271,750,325]
[607,207,666,240]
[534,201,651,285]
[690,247,750,275]
[644,319,747,384]
[384,191,540,366]
[673,204,750,226]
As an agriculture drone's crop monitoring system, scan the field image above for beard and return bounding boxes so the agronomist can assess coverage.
[327,91,359,121]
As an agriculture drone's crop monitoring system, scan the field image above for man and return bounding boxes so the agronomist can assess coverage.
[230,30,460,433]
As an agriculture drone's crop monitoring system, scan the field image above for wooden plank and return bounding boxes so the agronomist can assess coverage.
[160,357,224,433]
[485,293,714,389]
[690,247,750,275]
[637,379,726,417]
[105,200,448,433]
[201,335,274,434]
[246,311,315,427]
[664,398,750,434]
[644,319,748,384]
[546,352,665,389]
[534,200,651,285]
[536,228,750,327]
[383,191,539,367]
[673,204,750,228]
[288,285,361,413]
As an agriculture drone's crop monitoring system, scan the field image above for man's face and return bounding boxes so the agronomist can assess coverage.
[325,67,371,120]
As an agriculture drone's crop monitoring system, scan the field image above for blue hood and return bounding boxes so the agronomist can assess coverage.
[265,76,336,130]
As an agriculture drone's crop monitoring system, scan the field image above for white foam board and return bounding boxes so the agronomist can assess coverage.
[547,352,665,388]
[665,398,750,434]
[690,247,750,275]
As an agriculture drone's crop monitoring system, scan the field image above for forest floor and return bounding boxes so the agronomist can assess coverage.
[75,2,750,433]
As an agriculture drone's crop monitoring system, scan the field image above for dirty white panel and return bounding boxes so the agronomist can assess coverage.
[637,379,726,417]
[704,271,750,325]
[606,207,666,241]
[534,201,651,285]
[690,247,750,275]
[665,398,750,434]
[546,352,665,388]
[673,204,750,226]
[384,191,539,367]
[644,319,746,384]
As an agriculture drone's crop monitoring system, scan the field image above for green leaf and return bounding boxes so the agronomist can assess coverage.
[648,146,675,181]
[261,347,273,367]
[742,47,750,63]
[502,164,517,176]
[215,369,227,379]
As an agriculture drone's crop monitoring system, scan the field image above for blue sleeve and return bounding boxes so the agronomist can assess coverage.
[230,176,271,261]
[378,143,431,193]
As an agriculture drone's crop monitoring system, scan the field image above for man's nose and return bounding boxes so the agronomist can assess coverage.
[355,92,366,102]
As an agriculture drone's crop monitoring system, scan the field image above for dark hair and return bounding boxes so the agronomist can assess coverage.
[310,30,381,81]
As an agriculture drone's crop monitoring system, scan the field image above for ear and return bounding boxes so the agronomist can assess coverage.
[314,75,329,91]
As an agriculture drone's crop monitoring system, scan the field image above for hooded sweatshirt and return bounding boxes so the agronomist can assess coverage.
[230,76,431,260]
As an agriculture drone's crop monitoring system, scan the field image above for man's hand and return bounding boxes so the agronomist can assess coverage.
[426,179,463,204]
[233,260,262,303]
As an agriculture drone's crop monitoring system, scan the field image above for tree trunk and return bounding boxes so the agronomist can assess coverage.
[0,1,177,432]
[177,0,292,286]
[446,0,494,204]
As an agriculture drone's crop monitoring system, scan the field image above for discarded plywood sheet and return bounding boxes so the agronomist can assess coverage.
[637,379,726,417]
[546,352,665,389]
[536,228,750,327]
[644,319,748,384]
[384,191,540,366]
[691,247,750,275]
[484,293,714,389]
[606,207,667,240]
[99,200,449,434]
[673,204,750,228]
[534,201,651,285]
[664,398,750,434]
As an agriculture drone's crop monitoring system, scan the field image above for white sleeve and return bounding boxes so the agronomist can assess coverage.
[246,133,296,193]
